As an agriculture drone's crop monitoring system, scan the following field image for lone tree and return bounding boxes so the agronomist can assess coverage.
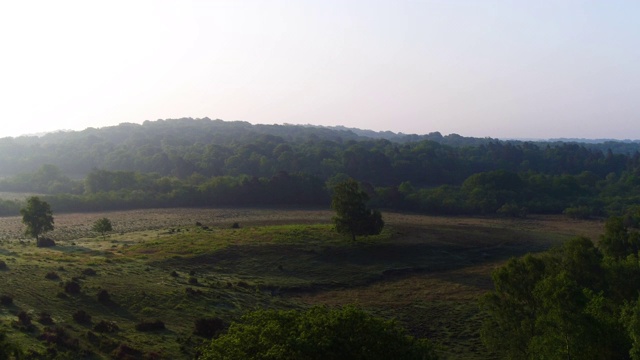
[331,179,384,241]
[20,196,54,242]
[92,218,113,240]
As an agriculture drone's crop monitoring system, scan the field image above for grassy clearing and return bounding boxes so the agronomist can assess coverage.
[0,208,604,359]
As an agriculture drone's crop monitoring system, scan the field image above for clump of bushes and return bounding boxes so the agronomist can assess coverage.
[39,326,80,351]
[73,310,92,324]
[193,317,227,339]
[135,320,165,332]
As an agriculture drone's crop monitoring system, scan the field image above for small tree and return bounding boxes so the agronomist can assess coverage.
[92,218,113,240]
[331,179,384,241]
[20,196,54,242]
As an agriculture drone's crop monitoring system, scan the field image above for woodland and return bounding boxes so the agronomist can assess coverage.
[0,118,639,221]
[1,118,640,359]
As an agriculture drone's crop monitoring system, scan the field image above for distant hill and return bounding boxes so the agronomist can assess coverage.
[0,117,639,180]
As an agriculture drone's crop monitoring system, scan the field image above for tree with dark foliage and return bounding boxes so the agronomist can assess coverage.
[20,196,54,242]
[199,306,438,360]
[331,179,384,241]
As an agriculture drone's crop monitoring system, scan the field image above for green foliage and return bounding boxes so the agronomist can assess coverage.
[199,306,438,360]
[0,330,22,359]
[20,196,54,240]
[600,216,640,260]
[92,217,113,240]
[1,119,640,217]
[481,235,634,359]
[331,179,384,241]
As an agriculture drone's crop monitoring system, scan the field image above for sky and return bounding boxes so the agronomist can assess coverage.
[0,1,639,140]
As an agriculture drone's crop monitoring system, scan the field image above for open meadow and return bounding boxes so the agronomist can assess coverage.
[0,208,605,359]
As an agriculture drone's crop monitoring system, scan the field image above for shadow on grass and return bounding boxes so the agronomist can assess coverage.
[148,223,555,295]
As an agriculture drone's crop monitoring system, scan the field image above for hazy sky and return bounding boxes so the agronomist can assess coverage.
[1,1,639,139]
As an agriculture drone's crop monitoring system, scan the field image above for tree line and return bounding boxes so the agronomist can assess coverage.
[1,119,640,218]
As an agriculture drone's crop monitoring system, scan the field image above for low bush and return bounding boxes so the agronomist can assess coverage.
[97,289,111,303]
[185,287,203,296]
[73,310,92,324]
[135,320,165,332]
[39,327,80,350]
[93,320,119,333]
[38,312,54,325]
[0,295,13,306]
[17,311,32,326]
[45,271,60,280]
[37,237,56,247]
[112,343,142,360]
[194,317,227,339]
[82,268,97,276]
[64,281,81,294]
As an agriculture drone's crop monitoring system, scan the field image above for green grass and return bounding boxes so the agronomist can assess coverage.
[0,210,603,359]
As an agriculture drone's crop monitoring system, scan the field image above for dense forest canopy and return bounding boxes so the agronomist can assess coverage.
[1,118,640,219]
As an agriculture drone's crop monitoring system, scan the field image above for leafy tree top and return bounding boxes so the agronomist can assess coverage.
[331,178,384,241]
[92,217,113,240]
[199,306,438,360]
[20,196,54,240]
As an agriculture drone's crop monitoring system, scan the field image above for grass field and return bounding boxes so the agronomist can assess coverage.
[0,208,605,359]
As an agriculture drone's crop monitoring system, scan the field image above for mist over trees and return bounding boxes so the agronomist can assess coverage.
[0,118,640,218]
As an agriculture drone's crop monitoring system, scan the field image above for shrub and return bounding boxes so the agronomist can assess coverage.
[38,312,54,325]
[39,326,79,350]
[93,320,119,333]
[45,271,60,280]
[97,289,111,303]
[82,268,97,276]
[17,311,32,326]
[231,222,240,229]
[112,343,142,360]
[194,317,227,339]
[185,287,203,296]
[188,277,198,285]
[64,281,81,294]
[0,260,7,270]
[37,237,56,247]
[170,270,179,277]
[0,295,13,306]
[73,310,92,324]
[135,320,165,332]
